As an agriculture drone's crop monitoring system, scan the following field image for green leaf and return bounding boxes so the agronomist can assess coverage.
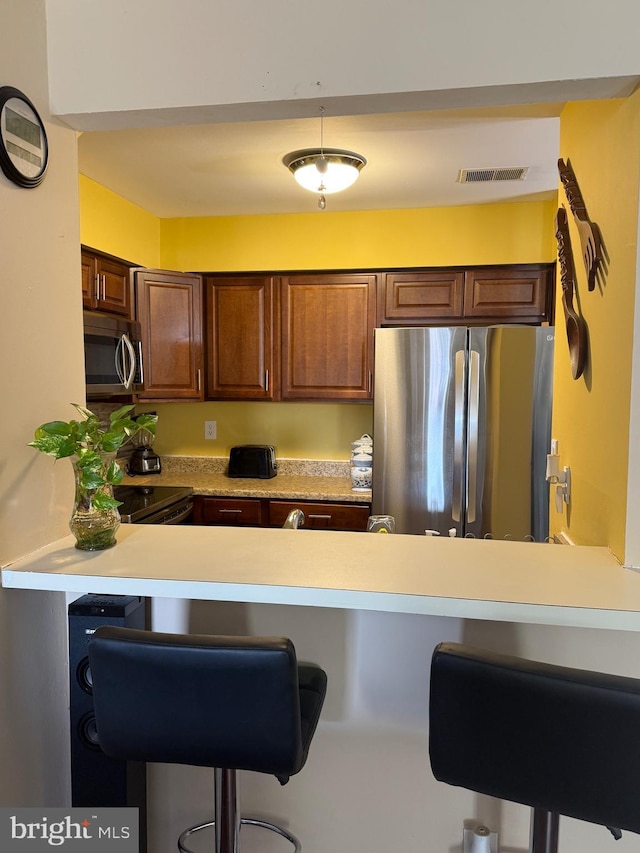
[78,470,105,491]
[72,404,96,421]
[105,461,124,485]
[134,413,157,434]
[28,432,76,458]
[110,405,135,423]
[56,436,78,458]
[92,492,122,511]
[36,421,72,437]
[100,431,126,452]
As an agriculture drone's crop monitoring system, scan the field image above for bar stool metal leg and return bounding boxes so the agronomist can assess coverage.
[529,809,559,853]
[177,767,302,853]
[216,769,240,853]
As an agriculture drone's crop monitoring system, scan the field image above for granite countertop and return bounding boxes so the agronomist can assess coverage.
[121,456,372,504]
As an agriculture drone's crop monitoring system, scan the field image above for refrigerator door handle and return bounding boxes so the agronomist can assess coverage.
[467,349,481,524]
[452,349,465,523]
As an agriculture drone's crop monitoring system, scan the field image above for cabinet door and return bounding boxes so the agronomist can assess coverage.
[192,497,263,526]
[463,266,552,322]
[206,276,277,400]
[135,269,203,400]
[81,251,96,310]
[97,257,132,317]
[379,271,464,323]
[281,274,376,401]
[81,249,133,318]
[268,500,370,531]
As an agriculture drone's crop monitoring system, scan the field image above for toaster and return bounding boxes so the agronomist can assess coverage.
[228,445,277,479]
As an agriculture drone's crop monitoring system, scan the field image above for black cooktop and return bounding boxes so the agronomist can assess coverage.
[113,485,193,523]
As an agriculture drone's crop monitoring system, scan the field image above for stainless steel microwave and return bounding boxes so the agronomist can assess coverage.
[84,311,143,397]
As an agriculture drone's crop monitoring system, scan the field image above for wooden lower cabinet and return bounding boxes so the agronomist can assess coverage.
[192,497,263,526]
[268,500,370,531]
[192,495,370,531]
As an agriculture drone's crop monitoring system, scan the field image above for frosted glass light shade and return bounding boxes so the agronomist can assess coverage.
[283,148,366,194]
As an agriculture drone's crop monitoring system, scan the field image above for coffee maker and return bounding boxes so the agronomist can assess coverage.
[127,413,161,475]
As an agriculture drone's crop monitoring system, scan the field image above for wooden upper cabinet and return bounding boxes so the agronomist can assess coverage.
[378,265,554,325]
[463,266,553,321]
[135,269,204,401]
[280,273,377,401]
[205,276,277,400]
[379,271,464,323]
[81,248,133,318]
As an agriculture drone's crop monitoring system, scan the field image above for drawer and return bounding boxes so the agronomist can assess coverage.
[268,500,370,531]
[194,497,263,526]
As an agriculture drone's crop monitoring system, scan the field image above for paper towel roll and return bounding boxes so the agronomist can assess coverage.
[470,825,491,853]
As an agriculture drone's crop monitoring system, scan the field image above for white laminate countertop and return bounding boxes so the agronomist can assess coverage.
[2,525,640,632]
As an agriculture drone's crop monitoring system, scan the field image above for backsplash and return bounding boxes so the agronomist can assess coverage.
[134,401,373,460]
[87,400,371,465]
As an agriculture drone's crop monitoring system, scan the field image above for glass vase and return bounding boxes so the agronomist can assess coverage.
[69,454,121,551]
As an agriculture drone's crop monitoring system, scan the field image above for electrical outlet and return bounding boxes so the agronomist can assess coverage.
[204,420,217,440]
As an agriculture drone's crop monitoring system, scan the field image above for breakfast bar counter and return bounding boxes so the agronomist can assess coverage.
[2,524,640,632]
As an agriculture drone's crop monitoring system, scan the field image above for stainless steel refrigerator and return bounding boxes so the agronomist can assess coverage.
[372,326,554,539]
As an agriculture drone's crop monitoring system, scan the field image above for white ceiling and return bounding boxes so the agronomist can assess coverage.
[77,104,563,218]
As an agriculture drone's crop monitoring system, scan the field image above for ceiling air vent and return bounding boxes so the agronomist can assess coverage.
[458,166,529,183]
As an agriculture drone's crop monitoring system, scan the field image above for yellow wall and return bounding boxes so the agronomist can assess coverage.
[79,174,161,268]
[135,401,372,459]
[549,94,640,560]
[81,191,557,459]
[160,201,557,271]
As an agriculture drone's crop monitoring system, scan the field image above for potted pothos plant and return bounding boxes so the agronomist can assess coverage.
[29,404,157,551]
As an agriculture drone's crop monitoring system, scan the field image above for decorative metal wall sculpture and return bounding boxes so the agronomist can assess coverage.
[558,158,604,291]
[554,206,587,380]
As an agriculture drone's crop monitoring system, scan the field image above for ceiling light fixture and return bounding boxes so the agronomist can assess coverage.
[283,107,366,210]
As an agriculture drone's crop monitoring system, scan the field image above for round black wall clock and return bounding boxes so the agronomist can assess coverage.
[0,86,48,188]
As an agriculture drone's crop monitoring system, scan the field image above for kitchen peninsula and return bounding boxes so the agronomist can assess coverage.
[3,525,640,633]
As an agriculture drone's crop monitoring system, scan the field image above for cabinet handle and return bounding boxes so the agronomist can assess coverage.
[265,369,269,392]
[196,368,201,391]
[95,273,101,301]
[219,508,242,514]
[101,274,106,301]
[308,514,332,520]
[368,370,372,394]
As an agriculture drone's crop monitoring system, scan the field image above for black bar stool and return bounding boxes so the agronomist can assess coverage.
[89,627,327,853]
[429,642,640,853]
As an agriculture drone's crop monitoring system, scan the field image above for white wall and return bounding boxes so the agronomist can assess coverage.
[45,0,640,130]
[147,600,640,853]
[0,0,84,806]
